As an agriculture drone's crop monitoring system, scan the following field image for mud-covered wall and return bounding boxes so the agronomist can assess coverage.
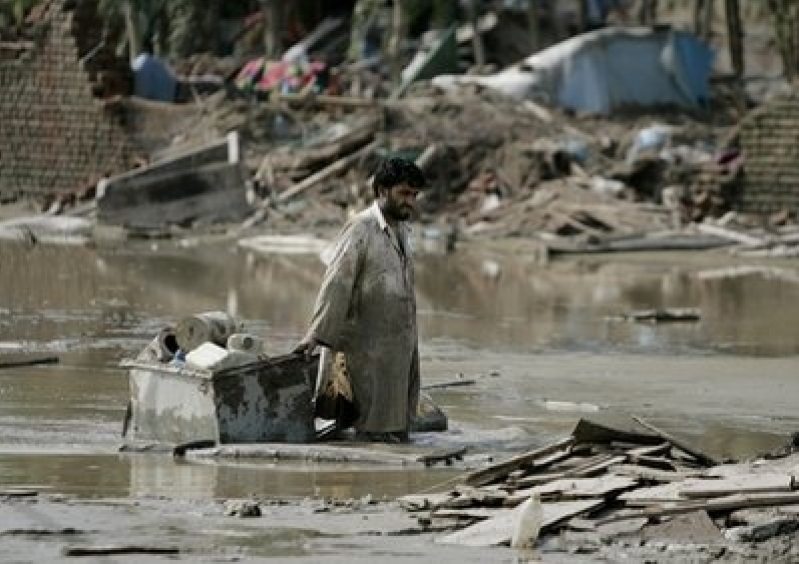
[0,0,134,200]
[739,94,799,215]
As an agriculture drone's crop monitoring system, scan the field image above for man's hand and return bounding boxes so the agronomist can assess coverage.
[293,335,321,360]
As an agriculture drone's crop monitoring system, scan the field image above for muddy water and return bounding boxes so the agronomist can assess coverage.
[1,239,799,501]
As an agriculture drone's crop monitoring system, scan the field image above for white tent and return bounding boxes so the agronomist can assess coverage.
[432,26,714,115]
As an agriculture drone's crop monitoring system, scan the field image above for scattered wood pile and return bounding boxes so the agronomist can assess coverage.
[706,222,799,259]
[399,418,799,550]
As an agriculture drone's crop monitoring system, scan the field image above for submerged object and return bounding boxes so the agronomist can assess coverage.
[122,352,319,446]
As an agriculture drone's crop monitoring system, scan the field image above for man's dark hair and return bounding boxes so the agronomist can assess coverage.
[372,157,427,197]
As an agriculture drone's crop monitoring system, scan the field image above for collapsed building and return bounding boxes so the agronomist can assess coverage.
[0,0,796,225]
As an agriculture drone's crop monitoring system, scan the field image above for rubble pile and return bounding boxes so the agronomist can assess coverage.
[183,83,751,252]
[399,418,799,556]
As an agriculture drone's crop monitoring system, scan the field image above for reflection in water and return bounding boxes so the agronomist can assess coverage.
[130,456,460,501]
[2,241,799,499]
[0,452,458,501]
[3,242,799,356]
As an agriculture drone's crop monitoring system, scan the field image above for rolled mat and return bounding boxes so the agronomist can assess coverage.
[176,311,239,352]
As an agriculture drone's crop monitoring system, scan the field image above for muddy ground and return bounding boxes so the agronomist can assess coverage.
[1,239,799,562]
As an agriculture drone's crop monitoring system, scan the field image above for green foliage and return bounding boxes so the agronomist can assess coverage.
[0,0,41,26]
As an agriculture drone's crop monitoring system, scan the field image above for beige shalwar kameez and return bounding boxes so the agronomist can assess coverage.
[308,202,419,433]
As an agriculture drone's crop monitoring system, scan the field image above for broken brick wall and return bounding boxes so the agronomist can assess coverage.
[738,94,799,216]
[0,0,134,200]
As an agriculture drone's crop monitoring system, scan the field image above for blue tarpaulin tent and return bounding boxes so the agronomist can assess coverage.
[433,27,714,115]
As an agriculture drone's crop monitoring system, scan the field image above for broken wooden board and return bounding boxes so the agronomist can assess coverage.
[106,132,238,189]
[505,475,638,506]
[264,116,379,173]
[631,416,719,467]
[680,473,794,499]
[436,499,603,547]
[432,507,511,521]
[509,453,628,490]
[0,354,59,370]
[610,464,704,483]
[450,484,508,507]
[619,474,795,505]
[641,510,722,543]
[571,417,661,447]
[398,492,454,512]
[462,436,575,487]
[600,492,799,524]
[98,162,251,230]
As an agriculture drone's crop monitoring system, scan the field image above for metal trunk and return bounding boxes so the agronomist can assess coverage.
[122,353,319,446]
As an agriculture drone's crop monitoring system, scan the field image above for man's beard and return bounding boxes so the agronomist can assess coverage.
[384,201,413,222]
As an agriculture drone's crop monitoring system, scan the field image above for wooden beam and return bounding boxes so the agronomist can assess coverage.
[0,355,59,370]
[462,436,576,487]
[276,140,379,203]
[631,416,719,467]
[598,492,799,525]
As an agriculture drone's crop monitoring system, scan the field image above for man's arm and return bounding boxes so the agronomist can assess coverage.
[294,222,364,356]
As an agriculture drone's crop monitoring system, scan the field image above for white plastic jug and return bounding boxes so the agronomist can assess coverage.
[511,492,543,549]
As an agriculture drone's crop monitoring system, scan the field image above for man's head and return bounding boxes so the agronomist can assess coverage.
[372,157,427,223]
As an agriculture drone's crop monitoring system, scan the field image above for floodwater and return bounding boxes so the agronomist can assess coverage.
[1,237,799,504]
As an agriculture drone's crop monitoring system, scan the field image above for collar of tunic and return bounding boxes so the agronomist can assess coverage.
[369,201,411,259]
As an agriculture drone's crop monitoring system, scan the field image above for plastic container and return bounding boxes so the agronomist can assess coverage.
[510,492,543,549]
[185,342,256,371]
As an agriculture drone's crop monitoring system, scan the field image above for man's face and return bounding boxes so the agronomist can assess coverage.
[380,183,420,222]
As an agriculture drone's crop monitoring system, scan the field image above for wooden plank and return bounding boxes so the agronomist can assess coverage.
[398,492,453,512]
[98,162,251,229]
[627,454,678,471]
[432,507,511,521]
[619,481,693,505]
[506,476,638,506]
[610,464,702,483]
[462,436,575,487]
[569,454,628,478]
[619,473,793,505]
[571,418,661,446]
[63,546,179,556]
[598,492,799,525]
[631,416,719,467]
[417,447,469,468]
[437,499,604,547]
[508,453,621,490]
[624,442,671,457]
[0,355,59,370]
[276,140,379,203]
[452,484,509,506]
[694,222,765,246]
[680,474,794,499]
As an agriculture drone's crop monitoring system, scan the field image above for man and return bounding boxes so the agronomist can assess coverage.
[294,157,426,443]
